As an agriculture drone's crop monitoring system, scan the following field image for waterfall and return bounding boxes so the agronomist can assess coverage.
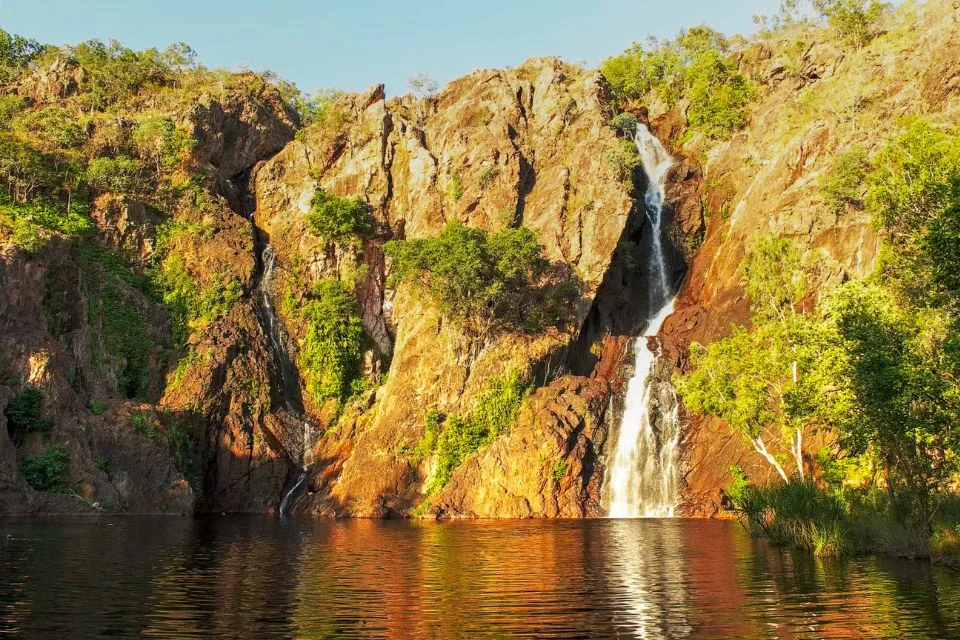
[247,206,314,515]
[605,123,682,518]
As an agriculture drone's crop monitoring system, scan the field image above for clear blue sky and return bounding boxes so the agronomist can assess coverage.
[1,0,779,96]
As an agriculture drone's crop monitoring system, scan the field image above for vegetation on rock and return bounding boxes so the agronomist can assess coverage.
[384,221,580,339]
[416,373,529,497]
[19,445,70,492]
[680,118,960,557]
[600,26,755,139]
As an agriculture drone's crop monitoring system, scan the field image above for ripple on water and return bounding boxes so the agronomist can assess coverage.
[1,517,959,639]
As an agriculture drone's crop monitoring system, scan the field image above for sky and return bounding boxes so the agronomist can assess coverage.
[1,0,780,96]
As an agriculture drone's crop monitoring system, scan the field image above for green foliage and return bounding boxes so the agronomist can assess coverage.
[0,191,93,252]
[13,107,86,150]
[420,373,528,496]
[610,112,638,137]
[131,113,195,177]
[90,401,107,416]
[820,148,871,215]
[741,235,806,323]
[19,445,70,493]
[606,139,642,182]
[551,458,569,483]
[822,280,959,529]
[600,26,754,139]
[5,387,52,442]
[727,464,751,502]
[866,120,960,309]
[86,156,143,194]
[99,284,152,398]
[684,49,755,139]
[69,39,175,110]
[813,0,887,50]
[0,28,44,83]
[384,221,580,337]
[298,279,366,406]
[306,189,371,244]
[132,411,158,438]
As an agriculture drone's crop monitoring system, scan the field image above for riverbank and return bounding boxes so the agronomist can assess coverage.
[728,479,960,570]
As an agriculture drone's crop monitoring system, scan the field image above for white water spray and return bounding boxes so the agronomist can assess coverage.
[605,124,682,518]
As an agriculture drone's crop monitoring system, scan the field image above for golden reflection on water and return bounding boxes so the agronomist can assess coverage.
[2,517,960,638]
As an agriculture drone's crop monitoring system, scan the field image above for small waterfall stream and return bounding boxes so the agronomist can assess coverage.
[605,123,682,518]
[247,207,313,515]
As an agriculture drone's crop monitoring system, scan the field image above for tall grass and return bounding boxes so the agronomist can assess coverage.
[733,479,958,562]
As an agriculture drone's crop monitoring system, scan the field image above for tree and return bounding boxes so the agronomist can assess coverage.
[384,222,579,339]
[813,0,887,50]
[822,281,959,529]
[299,279,365,406]
[306,189,372,245]
[407,73,439,99]
[676,236,849,480]
[0,29,44,83]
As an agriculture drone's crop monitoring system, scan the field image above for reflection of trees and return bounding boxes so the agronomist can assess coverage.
[4,518,960,638]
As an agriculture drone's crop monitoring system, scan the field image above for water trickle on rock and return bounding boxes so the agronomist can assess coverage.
[605,124,682,518]
[245,198,314,515]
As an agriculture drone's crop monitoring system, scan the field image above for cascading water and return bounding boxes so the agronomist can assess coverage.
[246,206,313,515]
[605,123,682,518]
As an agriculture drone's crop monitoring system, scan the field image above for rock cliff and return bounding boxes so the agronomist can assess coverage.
[2,0,958,518]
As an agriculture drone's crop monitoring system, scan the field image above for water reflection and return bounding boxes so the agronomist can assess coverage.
[1,517,958,638]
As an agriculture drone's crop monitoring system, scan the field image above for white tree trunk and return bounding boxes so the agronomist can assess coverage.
[753,435,789,482]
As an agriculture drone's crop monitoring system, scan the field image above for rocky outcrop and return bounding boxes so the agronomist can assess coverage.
[255,58,644,517]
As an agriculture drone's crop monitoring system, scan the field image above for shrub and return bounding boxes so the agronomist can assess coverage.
[600,27,754,139]
[820,148,871,214]
[19,445,70,492]
[299,279,365,406]
[813,0,887,50]
[306,189,371,244]
[610,112,638,137]
[606,139,642,183]
[384,222,580,338]
[684,50,755,139]
[90,401,106,416]
[551,458,569,483]
[420,373,528,495]
[86,156,143,193]
[5,387,52,442]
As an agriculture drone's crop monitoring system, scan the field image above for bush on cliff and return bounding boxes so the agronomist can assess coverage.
[298,279,366,407]
[418,373,528,496]
[5,387,52,443]
[307,189,371,245]
[19,445,70,493]
[600,26,755,139]
[383,221,580,339]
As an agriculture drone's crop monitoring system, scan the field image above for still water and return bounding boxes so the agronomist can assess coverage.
[1,517,958,639]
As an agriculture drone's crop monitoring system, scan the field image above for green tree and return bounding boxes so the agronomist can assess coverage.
[822,281,959,529]
[0,29,44,83]
[384,222,579,338]
[19,445,70,492]
[306,189,371,245]
[4,387,52,442]
[813,0,887,50]
[676,236,851,480]
[820,148,871,215]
